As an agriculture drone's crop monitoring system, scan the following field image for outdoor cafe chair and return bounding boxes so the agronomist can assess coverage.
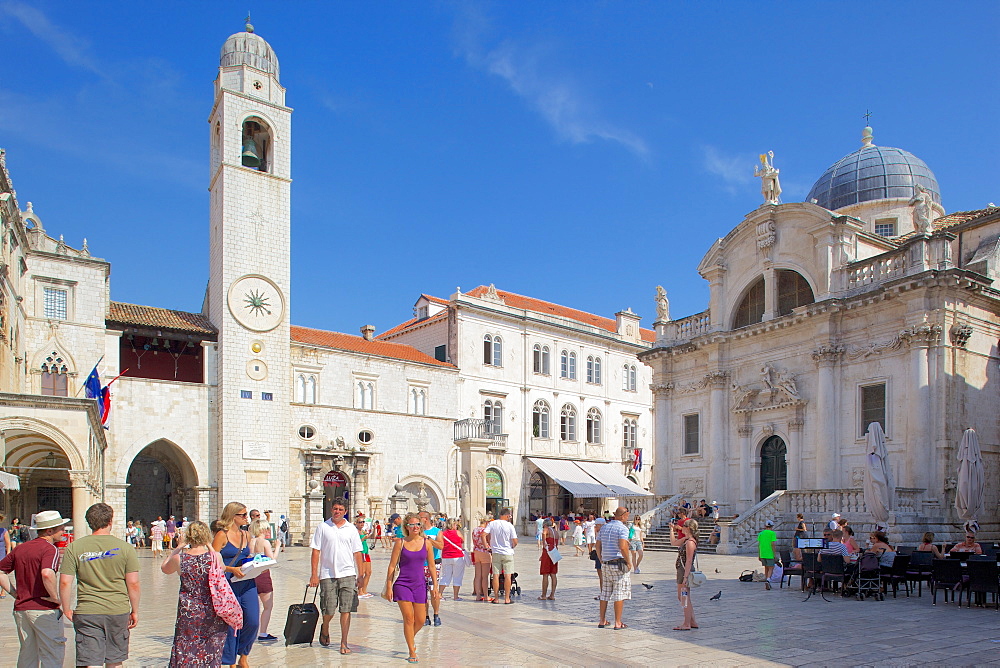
[820,555,847,598]
[964,560,1000,609]
[931,558,964,605]
[896,545,914,556]
[801,551,820,592]
[779,549,803,589]
[881,553,911,598]
[906,551,933,597]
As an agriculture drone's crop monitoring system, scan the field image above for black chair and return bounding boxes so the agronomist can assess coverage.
[801,551,820,592]
[779,549,803,589]
[896,545,915,556]
[820,555,847,598]
[931,558,964,605]
[881,553,910,598]
[947,551,965,559]
[968,554,993,562]
[965,560,1000,609]
[906,551,933,597]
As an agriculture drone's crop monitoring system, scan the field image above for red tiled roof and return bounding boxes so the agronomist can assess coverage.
[291,326,455,368]
[465,286,656,343]
[108,302,216,336]
[417,294,450,306]
[895,207,1000,243]
[378,310,447,339]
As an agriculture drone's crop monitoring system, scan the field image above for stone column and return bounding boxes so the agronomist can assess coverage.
[787,417,804,491]
[651,382,673,496]
[762,265,776,321]
[903,323,941,493]
[68,471,92,537]
[706,371,729,503]
[104,483,129,526]
[302,460,325,543]
[192,486,217,523]
[455,432,491,525]
[737,423,753,508]
[811,344,843,488]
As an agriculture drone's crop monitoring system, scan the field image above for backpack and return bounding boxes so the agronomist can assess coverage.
[738,569,756,582]
[280,520,288,533]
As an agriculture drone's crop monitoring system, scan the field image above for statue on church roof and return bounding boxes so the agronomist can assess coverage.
[654,285,670,322]
[909,184,934,235]
[755,151,782,205]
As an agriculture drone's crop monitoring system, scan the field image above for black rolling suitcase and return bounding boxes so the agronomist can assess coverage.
[284,585,320,646]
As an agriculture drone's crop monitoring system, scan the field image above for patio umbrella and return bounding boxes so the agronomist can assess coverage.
[863,422,894,531]
[955,428,985,534]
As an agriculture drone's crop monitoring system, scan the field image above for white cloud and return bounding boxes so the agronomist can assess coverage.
[701,145,755,195]
[454,7,647,157]
[0,1,106,78]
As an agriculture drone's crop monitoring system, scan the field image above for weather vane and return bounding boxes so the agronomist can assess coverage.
[245,12,254,33]
[863,109,872,125]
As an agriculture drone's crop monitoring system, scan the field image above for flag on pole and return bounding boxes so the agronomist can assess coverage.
[83,363,111,425]
[633,448,642,472]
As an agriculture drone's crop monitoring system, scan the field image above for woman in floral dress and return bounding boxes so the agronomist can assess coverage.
[161,521,229,667]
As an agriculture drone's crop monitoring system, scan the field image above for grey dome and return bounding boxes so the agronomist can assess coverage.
[807,135,940,211]
[221,31,279,81]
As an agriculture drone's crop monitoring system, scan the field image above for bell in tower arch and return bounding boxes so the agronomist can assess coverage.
[241,137,261,168]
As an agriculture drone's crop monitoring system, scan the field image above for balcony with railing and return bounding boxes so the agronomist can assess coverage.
[655,310,711,345]
[453,418,507,451]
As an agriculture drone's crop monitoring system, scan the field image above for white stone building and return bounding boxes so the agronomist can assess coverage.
[639,128,1000,547]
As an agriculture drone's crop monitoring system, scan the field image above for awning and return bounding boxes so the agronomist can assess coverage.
[0,470,20,491]
[575,461,652,497]
[527,457,614,498]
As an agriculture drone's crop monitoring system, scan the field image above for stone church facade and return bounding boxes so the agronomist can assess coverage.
[640,129,1000,545]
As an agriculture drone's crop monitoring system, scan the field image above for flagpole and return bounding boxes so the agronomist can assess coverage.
[74,356,105,397]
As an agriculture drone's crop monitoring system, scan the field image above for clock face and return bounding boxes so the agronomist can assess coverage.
[227,275,285,332]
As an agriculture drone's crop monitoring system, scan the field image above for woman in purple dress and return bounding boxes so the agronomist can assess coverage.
[384,512,439,663]
[161,521,229,667]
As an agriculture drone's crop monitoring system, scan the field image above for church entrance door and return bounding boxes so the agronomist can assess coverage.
[759,436,787,501]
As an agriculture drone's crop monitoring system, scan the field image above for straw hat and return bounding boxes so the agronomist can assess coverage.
[30,510,70,530]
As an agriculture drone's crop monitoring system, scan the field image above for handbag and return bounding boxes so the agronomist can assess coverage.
[686,554,707,588]
[209,548,244,629]
[441,532,474,567]
[546,545,563,563]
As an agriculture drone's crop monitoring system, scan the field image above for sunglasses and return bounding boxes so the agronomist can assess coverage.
[235,513,248,517]
[406,523,422,527]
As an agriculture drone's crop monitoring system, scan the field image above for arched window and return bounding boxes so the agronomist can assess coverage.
[777,270,815,316]
[532,400,550,438]
[533,344,551,375]
[623,418,637,449]
[568,352,577,379]
[357,381,375,410]
[586,356,602,384]
[586,408,602,444]
[560,350,576,379]
[410,388,426,415]
[733,276,766,329]
[622,364,637,392]
[484,399,503,434]
[241,118,272,173]
[306,376,316,404]
[483,334,503,367]
[295,374,306,403]
[560,404,577,441]
[40,352,69,396]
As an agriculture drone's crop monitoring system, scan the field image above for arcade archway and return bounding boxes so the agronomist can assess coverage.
[125,440,198,523]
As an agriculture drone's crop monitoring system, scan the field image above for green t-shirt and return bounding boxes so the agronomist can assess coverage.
[758,529,778,560]
[360,532,370,555]
[61,535,139,615]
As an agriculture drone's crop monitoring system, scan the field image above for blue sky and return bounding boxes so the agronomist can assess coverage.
[1,1,997,335]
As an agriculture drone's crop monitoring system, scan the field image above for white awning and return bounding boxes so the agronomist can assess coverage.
[527,457,614,498]
[575,461,652,497]
[0,470,20,491]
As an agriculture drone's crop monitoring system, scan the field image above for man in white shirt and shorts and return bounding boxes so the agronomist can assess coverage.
[483,509,518,604]
[309,499,363,655]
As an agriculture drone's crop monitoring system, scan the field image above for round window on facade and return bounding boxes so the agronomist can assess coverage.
[358,430,374,444]
[298,425,315,440]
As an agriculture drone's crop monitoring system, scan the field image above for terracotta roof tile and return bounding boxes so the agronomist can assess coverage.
[933,207,999,229]
[291,325,455,368]
[108,302,216,336]
[378,310,447,339]
[465,286,656,343]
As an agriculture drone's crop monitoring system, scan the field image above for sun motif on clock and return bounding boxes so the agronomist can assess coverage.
[227,275,284,332]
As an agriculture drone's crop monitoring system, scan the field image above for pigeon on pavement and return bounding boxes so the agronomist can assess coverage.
[709,591,722,600]
[715,569,721,573]
[641,583,654,590]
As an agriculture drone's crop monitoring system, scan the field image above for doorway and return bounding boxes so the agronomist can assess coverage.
[759,436,788,501]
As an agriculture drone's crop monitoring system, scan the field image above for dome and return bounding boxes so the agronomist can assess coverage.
[220,29,279,81]
[806,128,940,212]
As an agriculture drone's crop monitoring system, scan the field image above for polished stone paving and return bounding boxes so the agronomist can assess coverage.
[2,541,999,666]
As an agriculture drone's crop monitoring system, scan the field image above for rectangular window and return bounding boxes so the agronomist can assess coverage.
[434,345,447,362]
[43,287,67,320]
[860,383,886,436]
[240,390,252,399]
[261,392,273,401]
[874,218,896,237]
[683,414,700,455]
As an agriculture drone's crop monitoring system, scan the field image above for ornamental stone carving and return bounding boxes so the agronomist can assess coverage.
[706,370,730,388]
[756,220,777,259]
[761,424,774,438]
[679,477,705,496]
[737,424,754,438]
[731,363,804,413]
[788,417,804,432]
[812,343,845,365]
[655,285,670,322]
[851,467,866,489]
[899,322,942,346]
[949,323,973,348]
[755,151,782,205]
[649,382,674,396]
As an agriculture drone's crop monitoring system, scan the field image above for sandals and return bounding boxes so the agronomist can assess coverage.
[673,626,691,631]
[598,621,609,628]
[318,631,330,647]
[340,644,352,655]
[406,658,419,664]
[613,623,629,630]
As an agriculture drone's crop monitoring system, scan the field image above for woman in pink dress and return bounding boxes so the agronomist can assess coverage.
[538,519,559,599]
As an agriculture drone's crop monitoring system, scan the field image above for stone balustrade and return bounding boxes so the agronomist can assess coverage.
[656,311,710,344]
[845,249,909,289]
[639,493,682,532]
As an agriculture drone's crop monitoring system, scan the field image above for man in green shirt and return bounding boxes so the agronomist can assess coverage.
[757,520,778,590]
[60,503,140,668]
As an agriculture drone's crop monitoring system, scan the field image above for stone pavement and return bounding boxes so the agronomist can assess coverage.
[2,542,999,667]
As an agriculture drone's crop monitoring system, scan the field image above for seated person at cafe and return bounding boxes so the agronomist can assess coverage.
[917,532,944,559]
[949,532,983,555]
[868,531,896,567]
[818,529,851,564]
[842,526,861,555]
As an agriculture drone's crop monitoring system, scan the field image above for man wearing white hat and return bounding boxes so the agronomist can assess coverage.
[828,513,841,532]
[0,509,69,667]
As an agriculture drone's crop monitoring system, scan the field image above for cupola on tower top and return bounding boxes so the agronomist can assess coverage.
[220,17,280,80]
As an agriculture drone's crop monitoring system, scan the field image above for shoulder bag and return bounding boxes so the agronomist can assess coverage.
[441,532,473,567]
[685,545,707,588]
[209,546,244,629]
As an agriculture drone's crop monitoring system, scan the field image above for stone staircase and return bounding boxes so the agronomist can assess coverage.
[645,520,719,553]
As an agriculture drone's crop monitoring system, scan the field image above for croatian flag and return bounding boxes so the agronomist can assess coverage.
[633,449,642,472]
[84,365,111,425]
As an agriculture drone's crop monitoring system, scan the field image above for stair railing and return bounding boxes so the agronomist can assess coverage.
[715,490,786,555]
[639,493,683,533]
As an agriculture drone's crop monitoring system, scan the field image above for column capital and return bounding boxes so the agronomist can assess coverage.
[900,322,942,348]
[651,382,674,397]
[737,425,754,438]
[68,470,90,486]
[706,370,729,388]
[788,417,805,432]
[811,343,844,366]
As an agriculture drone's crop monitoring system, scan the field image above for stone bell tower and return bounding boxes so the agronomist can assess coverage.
[206,19,292,513]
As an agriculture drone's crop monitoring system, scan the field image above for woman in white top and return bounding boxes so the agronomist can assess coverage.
[629,517,645,574]
[583,515,597,551]
[572,521,585,556]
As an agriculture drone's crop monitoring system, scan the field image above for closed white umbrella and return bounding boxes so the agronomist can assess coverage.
[864,422,894,531]
[955,428,985,534]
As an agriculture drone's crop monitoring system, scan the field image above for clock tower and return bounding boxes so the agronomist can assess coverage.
[207,20,292,513]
